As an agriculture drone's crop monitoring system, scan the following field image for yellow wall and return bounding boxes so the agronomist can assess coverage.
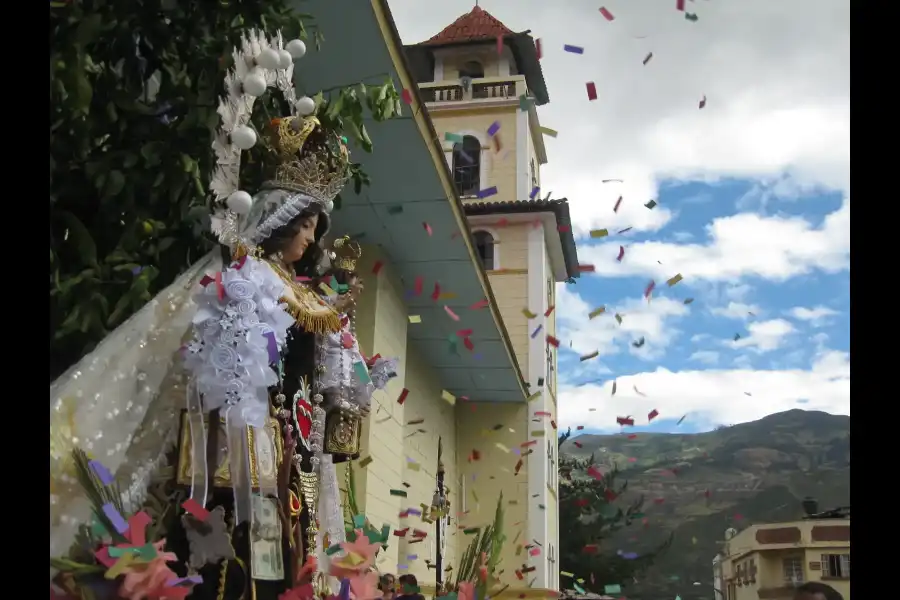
[455,402,530,587]
[432,108,518,202]
[398,349,459,584]
[485,270,528,373]
[442,48,503,80]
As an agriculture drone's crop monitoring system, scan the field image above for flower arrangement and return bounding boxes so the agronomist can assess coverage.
[49,449,201,600]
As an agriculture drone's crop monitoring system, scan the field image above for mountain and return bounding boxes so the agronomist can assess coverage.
[559,409,850,600]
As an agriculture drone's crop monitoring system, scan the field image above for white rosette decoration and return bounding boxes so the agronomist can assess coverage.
[182,256,294,521]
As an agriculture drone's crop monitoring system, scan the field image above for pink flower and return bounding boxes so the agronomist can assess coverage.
[118,540,183,600]
[330,529,380,579]
[280,583,316,600]
[458,582,475,600]
[348,572,381,600]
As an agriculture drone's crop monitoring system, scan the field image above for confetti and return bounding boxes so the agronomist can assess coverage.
[387,205,404,215]
[529,186,540,200]
[444,305,460,321]
[611,380,617,396]
[677,415,687,425]
[632,337,645,348]
[616,246,625,262]
[535,38,543,60]
[648,409,659,421]
[684,298,695,305]
[633,385,646,397]
[614,313,623,324]
[578,264,595,273]
[389,489,408,498]
[470,299,489,310]
[676,0,685,11]
[564,44,585,54]
[408,315,421,324]
[495,443,510,453]
[519,94,534,112]
[586,82,597,101]
[599,6,615,21]
[579,350,599,362]
[522,308,538,319]
[617,416,634,427]
[441,390,457,405]
[645,199,658,209]
[423,222,432,236]
[546,335,560,348]
[686,12,699,22]
[544,305,555,317]
[589,307,606,319]
[397,388,409,405]
[359,456,374,468]
[618,226,633,234]
[589,228,608,238]
[539,127,558,138]
[372,260,384,275]
[644,280,656,298]
[401,89,413,104]
[699,95,707,109]
[445,132,463,143]
[643,52,653,66]
[413,276,423,296]
[734,333,742,341]
[530,325,543,339]
[477,186,498,199]
[613,195,623,212]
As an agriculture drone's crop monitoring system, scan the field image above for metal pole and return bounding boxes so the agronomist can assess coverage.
[435,436,445,591]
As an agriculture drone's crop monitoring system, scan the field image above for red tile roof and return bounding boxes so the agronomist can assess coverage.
[419,6,515,46]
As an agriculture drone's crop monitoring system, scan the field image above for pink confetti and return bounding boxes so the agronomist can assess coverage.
[423,222,433,235]
[402,89,413,104]
[616,246,625,262]
[456,328,473,337]
[470,299,489,310]
[644,280,656,298]
[586,82,597,101]
[535,38,543,60]
[414,276,423,296]
[599,6,615,21]
[444,306,460,321]
[648,409,659,421]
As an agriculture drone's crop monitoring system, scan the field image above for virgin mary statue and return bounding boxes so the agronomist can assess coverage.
[49,29,393,600]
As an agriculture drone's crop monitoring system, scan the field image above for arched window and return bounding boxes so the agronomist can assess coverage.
[452,135,482,197]
[459,60,484,79]
[473,230,495,270]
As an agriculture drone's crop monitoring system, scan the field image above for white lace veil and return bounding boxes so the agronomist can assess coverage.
[49,251,222,559]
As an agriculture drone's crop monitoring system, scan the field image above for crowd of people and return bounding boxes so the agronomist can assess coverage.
[377,574,426,600]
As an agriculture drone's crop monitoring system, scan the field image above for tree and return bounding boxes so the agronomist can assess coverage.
[50,0,400,381]
[557,428,671,593]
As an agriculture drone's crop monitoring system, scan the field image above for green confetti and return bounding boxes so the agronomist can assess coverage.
[573,583,586,594]
[604,584,622,594]
[615,313,623,324]
[389,489,408,497]
[518,94,534,112]
[353,514,366,528]
[644,199,658,209]
[387,205,404,215]
[326,543,342,556]
[445,132,464,143]
[685,12,699,21]
[463,527,481,535]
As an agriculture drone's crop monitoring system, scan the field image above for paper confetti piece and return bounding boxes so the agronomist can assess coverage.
[699,95,707,109]
[89,460,114,486]
[105,554,137,579]
[564,44,585,54]
[613,195,623,212]
[648,409,659,421]
[615,313,623,324]
[530,325,543,339]
[534,38,542,59]
[539,127,558,138]
[397,388,409,405]
[445,132,464,143]
[666,273,684,287]
[599,6,615,21]
[586,82,597,101]
[372,260,384,275]
[487,121,501,137]
[442,390,457,405]
[686,12,699,22]
[181,498,209,521]
[618,226,633,234]
[387,205,404,215]
[616,246,625,262]
[529,186,540,200]
[390,489,408,497]
[588,306,606,319]
[589,229,609,239]
[544,305,555,317]
[611,380,618,395]
[359,456,374,468]
[578,264,596,273]
[102,503,129,534]
[522,308,537,319]
[684,298,695,305]
[319,282,337,297]
[734,333,742,341]
[546,335,560,348]
[413,276,423,296]
[401,89,413,104]
[470,299,489,310]
[423,222,433,236]
[644,280,656,298]
[643,52,653,66]
[633,385,646,397]
[632,337,645,348]
[408,315,421,324]
[677,414,687,425]
[519,94,534,112]
[676,0,685,11]
[478,186,498,199]
[645,199,658,209]
[495,442,510,454]
[579,351,599,362]
[444,305,460,321]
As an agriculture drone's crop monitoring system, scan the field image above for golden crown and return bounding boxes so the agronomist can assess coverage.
[264,115,351,205]
[332,235,362,271]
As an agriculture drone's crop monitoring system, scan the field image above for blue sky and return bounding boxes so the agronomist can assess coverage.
[390,0,850,434]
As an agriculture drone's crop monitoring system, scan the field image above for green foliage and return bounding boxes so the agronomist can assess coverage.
[557,429,671,593]
[50,0,401,381]
[455,493,505,596]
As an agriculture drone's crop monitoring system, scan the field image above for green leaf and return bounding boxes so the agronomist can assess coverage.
[57,211,97,266]
[104,170,125,198]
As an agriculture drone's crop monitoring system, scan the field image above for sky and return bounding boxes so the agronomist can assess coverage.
[388,0,850,435]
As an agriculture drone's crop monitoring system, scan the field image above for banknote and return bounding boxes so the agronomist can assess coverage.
[251,496,284,581]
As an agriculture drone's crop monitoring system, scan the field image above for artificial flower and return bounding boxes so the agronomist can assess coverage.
[330,529,380,578]
[280,583,315,600]
[348,572,380,600]
[458,581,475,600]
[118,540,182,600]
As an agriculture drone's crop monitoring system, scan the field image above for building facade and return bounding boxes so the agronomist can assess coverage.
[402,6,579,593]
[717,517,850,600]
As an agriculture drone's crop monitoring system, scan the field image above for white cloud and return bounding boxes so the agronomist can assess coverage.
[732,318,795,352]
[556,285,689,362]
[788,305,839,327]
[579,199,849,282]
[558,350,850,432]
[711,301,761,320]
[689,350,720,365]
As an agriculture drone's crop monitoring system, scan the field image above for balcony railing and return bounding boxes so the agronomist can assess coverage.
[419,75,528,105]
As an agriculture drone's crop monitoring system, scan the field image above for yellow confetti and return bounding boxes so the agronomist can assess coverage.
[408,315,422,323]
[522,308,537,319]
[438,292,458,300]
[530,430,545,437]
[359,456,374,468]
[692,536,698,545]
[471,489,479,503]
[407,461,421,472]
[441,390,456,405]
[539,126,558,138]
[508,500,519,506]
[105,554,136,579]
[666,273,684,287]
[589,228,609,238]
[319,283,337,297]
[561,571,574,578]
[588,306,606,319]
[495,443,510,453]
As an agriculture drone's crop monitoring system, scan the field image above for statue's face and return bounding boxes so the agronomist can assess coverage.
[283,212,319,262]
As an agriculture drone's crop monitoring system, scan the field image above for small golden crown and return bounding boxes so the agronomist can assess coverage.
[332,235,362,271]
[264,115,351,206]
